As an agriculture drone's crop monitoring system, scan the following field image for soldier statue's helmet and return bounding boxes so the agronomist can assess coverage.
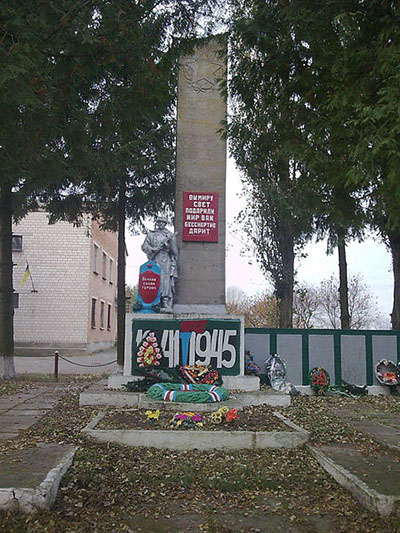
[156,216,168,224]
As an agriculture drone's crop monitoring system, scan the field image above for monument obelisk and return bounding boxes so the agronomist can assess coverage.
[174,37,227,314]
[109,36,250,390]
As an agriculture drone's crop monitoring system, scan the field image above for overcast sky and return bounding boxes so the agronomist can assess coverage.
[126,157,394,323]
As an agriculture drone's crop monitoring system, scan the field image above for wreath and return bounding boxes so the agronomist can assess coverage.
[137,332,162,367]
[309,367,330,395]
[147,382,229,403]
[179,365,221,385]
[376,359,400,386]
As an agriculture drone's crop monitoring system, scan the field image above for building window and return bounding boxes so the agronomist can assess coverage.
[93,244,99,274]
[107,303,112,330]
[91,298,97,328]
[102,252,107,280]
[12,235,23,252]
[100,300,105,330]
[13,293,19,309]
[109,258,114,284]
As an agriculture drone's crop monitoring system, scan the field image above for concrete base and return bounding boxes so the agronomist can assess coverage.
[223,375,259,391]
[0,443,76,513]
[108,372,259,392]
[80,381,290,409]
[296,385,391,396]
[82,412,308,450]
[173,304,227,315]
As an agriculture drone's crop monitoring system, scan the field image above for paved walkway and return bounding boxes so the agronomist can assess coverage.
[14,348,118,376]
[0,384,68,441]
[333,403,400,452]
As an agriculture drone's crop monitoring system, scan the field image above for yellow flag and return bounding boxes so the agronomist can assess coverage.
[20,264,30,286]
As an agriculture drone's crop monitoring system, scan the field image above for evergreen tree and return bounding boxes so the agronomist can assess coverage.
[227,0,317,327]
[0,0,220,378]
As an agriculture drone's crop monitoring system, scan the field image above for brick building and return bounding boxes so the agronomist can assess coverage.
[12,211,118,354]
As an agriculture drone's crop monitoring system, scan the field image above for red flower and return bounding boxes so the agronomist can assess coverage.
[225,409,238,422]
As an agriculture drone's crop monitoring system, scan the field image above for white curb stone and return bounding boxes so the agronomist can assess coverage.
[82,412,309,451]
[0,445,77,513]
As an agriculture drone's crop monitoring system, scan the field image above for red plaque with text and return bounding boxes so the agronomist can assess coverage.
[139,264,161,304]
[182,192,219,242]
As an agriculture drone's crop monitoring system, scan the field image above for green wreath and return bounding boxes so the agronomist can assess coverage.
[147,382,229,403]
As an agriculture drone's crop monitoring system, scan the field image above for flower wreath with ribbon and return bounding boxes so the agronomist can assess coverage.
[147,382,230,403]
[309,367,330,395]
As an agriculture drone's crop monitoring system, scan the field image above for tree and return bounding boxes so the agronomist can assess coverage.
[296,275,387,330]
[227,0,317,327]
[0,0,221,378]
[293,284,320,329]
[1,0,98,378]
[125,284,138,312]
[226,286,279,327]
[330,2,400,329]
[279,0,370,330]
[288,1,400,329]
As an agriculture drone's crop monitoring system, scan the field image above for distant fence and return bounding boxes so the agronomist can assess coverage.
[245,328,400,386]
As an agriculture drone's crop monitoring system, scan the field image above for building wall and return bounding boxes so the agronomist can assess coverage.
[87,219,118,351]
[12,212,118,354]
[13,212,91,351]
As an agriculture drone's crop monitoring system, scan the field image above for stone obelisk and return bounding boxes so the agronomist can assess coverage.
[174,38,227,314]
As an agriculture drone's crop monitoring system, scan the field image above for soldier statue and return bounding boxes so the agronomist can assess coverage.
[141,216,178,312]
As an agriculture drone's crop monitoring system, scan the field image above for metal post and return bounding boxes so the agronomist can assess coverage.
[54,351,59,380]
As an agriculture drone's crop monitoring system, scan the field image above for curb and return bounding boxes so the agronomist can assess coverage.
[79,388,290,410]
[309,446,400,517]
[81,411,309,451]
[0,446,77,513]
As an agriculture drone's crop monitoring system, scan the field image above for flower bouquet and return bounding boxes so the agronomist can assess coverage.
[376,359,400,386]
[179,365,221,385]
[309,367,330,395]
[137,332,162,367]
[169,412,204,429]
[210,406,238,424]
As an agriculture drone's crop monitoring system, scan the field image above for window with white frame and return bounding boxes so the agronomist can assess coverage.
[102,252,107,279]
[91,298,97,328]
[93,244,99,274]
[107,303,112,330]
[12,235,23,252]
[109,258,114,284]
[100,300,105,329]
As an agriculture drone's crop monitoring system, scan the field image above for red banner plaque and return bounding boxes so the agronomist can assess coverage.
[182,191,219,242]
[138,263,161,304]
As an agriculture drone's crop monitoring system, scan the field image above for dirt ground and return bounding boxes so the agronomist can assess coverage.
[98,405,291,432]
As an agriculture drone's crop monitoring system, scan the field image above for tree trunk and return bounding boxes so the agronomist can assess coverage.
[338,235,350,329]
[116,180,126,372]
[278,229,294,328]
[0,184,16,379]
[388,231,400,330]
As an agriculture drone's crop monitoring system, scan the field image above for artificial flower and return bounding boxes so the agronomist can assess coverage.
[225,409,238,422]
[145,409,160,420]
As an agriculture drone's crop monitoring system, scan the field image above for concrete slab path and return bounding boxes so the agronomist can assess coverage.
[0,384,67,441]
[310,444,400,517]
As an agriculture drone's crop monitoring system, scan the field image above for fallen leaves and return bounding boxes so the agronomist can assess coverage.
[0,381,399,532]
